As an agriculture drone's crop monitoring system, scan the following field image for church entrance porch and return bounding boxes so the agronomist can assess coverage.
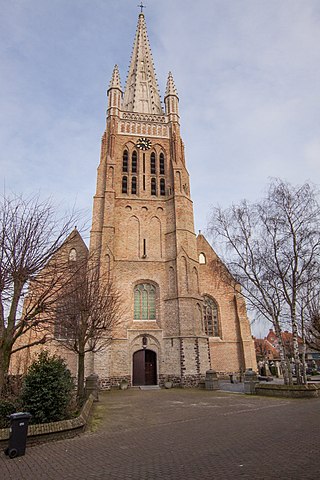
[133,349,157,386]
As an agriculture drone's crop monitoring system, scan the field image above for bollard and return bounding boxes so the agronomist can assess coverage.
[205,370,219,390]
[85,373,99,401]
[244,368,258,395]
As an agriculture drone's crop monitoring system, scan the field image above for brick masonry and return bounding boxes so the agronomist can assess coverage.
[9,13,256,387]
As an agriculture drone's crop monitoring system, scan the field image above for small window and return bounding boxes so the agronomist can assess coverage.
[151,178,157,196]
[69,248,77,261]
[203,296,220,337]
[150,152,156,174]
[159,153,165,175]
[132,176,137,194]
[122,176,128,194]
[132,151,138,173]
[123,150,128,173]
[160,178,166,196]
[199,253,206,264]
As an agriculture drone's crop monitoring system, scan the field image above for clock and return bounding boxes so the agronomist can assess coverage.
[136,137,152,150]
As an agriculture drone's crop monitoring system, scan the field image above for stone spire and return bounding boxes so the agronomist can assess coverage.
[123,13,163,114]
[108,64,122,91]
[107,65,123,114]
[164,71,179,121]
[165,71,178,98]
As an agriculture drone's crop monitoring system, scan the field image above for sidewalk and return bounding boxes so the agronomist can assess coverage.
[1,388,320,479]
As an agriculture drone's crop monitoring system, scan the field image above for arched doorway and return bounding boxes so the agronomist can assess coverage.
[133,349,157,386]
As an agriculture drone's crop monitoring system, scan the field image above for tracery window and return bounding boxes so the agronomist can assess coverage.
[134,283,156,320]
[54,303,77,340]
[159,153,165,175]
[123,150,128,173]
[132,151,138,173]
[122,176,128,194]
[203,296,220,337]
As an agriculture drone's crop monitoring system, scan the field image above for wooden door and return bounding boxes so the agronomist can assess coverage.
[132,349,157,386]
[145,350,157,385]
[133,350,145,386]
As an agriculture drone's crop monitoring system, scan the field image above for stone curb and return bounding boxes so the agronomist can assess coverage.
[0,394,95,447]
[255,383,320,398]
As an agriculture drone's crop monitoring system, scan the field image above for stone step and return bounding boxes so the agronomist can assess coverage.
[139,385,161,390]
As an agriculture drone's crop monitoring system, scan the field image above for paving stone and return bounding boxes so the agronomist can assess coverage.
[1,389,319,479]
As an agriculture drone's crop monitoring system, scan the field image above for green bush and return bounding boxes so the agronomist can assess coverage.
[0,398,20,428]
[21,351,74,424]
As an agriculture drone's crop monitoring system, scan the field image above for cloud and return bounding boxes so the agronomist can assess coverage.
[0,0,319,237]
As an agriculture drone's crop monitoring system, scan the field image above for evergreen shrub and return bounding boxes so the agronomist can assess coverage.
[21,351,74,424]
[0,398,20,428]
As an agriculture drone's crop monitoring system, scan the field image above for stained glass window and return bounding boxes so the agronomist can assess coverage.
[134,284,156,320]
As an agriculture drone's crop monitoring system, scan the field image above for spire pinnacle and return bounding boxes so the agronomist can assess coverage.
[109,64,122,90]
[123,13,163,114]
[165,71,178,98]
[137,2,146,14]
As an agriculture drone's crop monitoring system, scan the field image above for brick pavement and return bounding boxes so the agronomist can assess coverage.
[1,389,320,479]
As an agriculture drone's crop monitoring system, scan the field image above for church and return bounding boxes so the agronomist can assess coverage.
[12,11,256,387]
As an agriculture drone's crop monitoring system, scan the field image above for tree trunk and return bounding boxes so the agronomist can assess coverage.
[291,313,303,384]
[77,351,85,405]
[0,344,12,396]
[274,321,291,385]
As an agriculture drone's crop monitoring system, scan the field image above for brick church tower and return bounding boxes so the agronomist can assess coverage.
[89,12,256,387]
[9,10,256,385]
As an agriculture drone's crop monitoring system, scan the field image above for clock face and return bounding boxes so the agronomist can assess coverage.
[136,137,152,150]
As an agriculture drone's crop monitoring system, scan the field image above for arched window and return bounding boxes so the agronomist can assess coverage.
[199,253,206,264]
[160,178,166,196]
[132,176,137,194]
[134,284,156,320]
[203,296,220,337]
[123,150,128,173]
[150,152,156,174]
[132,151,138,173]
[69,248,77,261]
[159,153,165,175]
[122,176,128,194]
[151,178,157,196]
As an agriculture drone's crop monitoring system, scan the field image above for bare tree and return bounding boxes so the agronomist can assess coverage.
[0,193,77,395]
[53,259,121,404]
[209,198,292,384]
[304,290,320,352]
[208,179,320,385]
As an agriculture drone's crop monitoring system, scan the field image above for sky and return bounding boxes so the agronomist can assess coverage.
[1,0,320,335]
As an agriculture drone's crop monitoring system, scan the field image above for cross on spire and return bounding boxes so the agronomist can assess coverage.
[138,2,146,14]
